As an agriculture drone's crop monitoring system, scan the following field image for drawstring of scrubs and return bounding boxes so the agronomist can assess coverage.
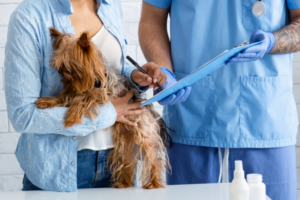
[218,148,230,183]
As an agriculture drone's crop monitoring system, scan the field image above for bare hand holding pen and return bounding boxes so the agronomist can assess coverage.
[131,62,167,90]
[129,56,191,105]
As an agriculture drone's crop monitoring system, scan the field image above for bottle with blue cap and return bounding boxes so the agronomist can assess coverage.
[230,161,249,200]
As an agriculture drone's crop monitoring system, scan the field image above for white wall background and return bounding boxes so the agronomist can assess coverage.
[0,0,300,197]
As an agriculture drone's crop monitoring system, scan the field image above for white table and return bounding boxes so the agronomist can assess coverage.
[0,183,270,200]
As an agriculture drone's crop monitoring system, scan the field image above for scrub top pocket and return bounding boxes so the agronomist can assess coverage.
[164,72,214,140]
[242,0,287,32]
[239,76,298,140]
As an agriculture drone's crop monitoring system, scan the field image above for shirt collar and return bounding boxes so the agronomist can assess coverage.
[59,0,111,15]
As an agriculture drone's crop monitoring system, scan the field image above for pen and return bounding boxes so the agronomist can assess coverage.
[126,56,164,90]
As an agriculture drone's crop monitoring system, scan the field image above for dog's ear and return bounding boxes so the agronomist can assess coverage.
[49,28,65,50]
[78,32,90,48]
[49,27,62,40]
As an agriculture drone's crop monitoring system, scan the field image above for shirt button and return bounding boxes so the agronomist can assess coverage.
[107,25,111,29]
[72,136,76,140]
[79,134,83,137]
[71,162,75,165]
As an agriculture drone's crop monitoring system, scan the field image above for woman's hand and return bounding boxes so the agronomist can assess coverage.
[111,92,145,126]
[131,62,167,90]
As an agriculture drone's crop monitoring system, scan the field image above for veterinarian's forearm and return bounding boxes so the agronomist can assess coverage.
[139,2,173,71]
[269,9,300,54]
[269,18,300,54]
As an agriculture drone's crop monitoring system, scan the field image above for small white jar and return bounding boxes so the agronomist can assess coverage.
[247,174,266,200]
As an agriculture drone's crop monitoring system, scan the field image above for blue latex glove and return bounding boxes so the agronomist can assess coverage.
[154,68,192,106]
[226,30,276,65]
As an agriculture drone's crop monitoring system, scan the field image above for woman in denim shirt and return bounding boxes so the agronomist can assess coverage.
[4,0,178,192]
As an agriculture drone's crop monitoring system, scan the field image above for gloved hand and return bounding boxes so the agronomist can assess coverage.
[154,68,192,106]
[226,30,275,65]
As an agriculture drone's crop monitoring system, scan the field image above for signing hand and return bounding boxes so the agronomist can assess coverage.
[131,62,167,90]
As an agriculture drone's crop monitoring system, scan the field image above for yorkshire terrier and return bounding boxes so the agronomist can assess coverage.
[35,28,171,189]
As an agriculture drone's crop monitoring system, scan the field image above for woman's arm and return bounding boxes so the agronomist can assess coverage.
[4,11,116,136]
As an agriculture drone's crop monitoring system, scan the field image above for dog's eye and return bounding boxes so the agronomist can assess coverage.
[94,80,101,88]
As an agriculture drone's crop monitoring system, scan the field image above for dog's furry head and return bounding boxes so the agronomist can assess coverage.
[49,28,108,102]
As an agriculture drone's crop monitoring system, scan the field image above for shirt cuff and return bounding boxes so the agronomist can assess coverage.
[123,65,149,93]
[95,102,117,130]
[143,0,172,9]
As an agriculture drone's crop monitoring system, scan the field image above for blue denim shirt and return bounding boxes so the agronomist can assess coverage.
[5,0,142,192]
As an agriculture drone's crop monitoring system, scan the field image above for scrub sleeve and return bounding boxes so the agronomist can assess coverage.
[143,0,171,8]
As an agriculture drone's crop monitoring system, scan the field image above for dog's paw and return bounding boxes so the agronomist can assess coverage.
[36,99,51,109]
[64,119,78,128]
[143,183,155,189]
[112,183,131,188]
[143,182,165,189]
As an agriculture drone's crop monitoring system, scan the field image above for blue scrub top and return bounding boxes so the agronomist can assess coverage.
[144,0,300,148]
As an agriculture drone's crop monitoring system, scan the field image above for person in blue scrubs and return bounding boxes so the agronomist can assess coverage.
[139,1,300,200]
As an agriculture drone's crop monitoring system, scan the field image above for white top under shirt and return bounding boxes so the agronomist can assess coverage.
[77,26,123,151]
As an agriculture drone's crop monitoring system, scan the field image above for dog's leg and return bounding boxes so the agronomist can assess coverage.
[112,159,135,188]
[110,144,136,188]
[141,144,166,189]
[142,161,165,189]
[36,97,63,109]
[64,102,86,128]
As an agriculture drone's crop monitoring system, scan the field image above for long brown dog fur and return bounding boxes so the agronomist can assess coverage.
[36,28,171,189]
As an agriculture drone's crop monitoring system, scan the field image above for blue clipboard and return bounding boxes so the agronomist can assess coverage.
[141,41,262,107]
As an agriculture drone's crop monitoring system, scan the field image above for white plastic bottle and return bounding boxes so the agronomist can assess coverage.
[247,174,266,200]
[230,161,249,200]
